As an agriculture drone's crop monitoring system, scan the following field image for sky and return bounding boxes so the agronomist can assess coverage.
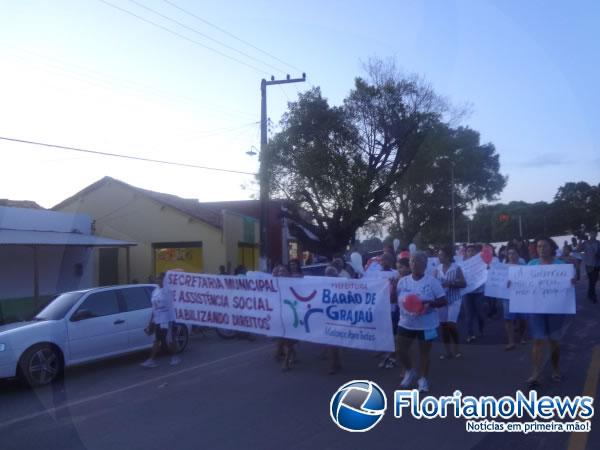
[0,0,598,209]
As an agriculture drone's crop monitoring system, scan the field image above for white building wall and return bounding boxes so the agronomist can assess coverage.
[0,246,93,300]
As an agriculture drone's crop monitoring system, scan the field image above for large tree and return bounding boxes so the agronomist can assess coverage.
[384,125,506,246]
[266,65,449,256]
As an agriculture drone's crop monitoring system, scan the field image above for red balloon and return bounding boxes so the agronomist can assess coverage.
[481,246,493,264]
[403,294,424,315]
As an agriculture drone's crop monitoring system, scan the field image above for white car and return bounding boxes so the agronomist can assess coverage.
[0,284,188,387]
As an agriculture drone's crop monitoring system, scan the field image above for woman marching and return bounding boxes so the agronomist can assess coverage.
[397,251,447,392]
[435,245,466,360]
[522,236,575,390]
[272,264,298,371]
[503,246,527,350]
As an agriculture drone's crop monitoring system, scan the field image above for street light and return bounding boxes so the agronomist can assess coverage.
[246,145,258,156]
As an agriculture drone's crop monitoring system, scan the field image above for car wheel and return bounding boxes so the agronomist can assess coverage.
[19,344,63,387]
[171,323,189,354]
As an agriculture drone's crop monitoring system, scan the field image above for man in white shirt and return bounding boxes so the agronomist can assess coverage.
[141,272,181,368]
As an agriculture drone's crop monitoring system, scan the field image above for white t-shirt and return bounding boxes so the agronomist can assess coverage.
[397,274,445,330]
[151,287,174,328]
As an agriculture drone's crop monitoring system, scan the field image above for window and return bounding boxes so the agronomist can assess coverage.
[120,287,151,312]
[36,292,85,320]
[153,242,203,275]
[73,290,120,319]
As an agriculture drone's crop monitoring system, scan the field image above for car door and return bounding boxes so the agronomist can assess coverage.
[118,286,153,350]
[67,289,129,363]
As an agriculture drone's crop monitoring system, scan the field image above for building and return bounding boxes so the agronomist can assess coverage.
[199,199,306,266]
[53,177,259,283]
[0,205,134,324]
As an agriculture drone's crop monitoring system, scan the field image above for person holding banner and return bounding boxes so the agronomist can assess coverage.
[525,236,574,389]
[141,272,180,368]
[435,246,466,360]
[324,265,344,374]
[273,264,298,371]
[464,244,486,343]
[397,252,447,393]
[377,253,400,369]
[503,247,527,350]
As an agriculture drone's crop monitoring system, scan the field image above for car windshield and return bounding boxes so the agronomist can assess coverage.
[35,291,85,321]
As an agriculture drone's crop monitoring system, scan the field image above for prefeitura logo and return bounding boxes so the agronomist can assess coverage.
[330,380,387,432]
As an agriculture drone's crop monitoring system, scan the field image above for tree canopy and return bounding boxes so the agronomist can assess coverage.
[267,64,449,256]
[384,124,506,246]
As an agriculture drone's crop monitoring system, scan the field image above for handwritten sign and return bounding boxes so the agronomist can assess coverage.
[460,255,488,295]
[484,263,510,299]
[508,265,576,314]
[164,271,394,351]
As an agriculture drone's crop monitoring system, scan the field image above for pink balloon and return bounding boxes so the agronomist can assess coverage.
[481,246,493,264]
[403,294,425,315]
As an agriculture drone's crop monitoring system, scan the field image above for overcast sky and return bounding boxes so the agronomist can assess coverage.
[1,0,598,209]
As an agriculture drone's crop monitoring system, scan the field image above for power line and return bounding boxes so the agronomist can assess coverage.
[125,0,287,75]
[97,0,270,76]
[0,136,256,175]
[7,47,256,121]
[161,0,303,73]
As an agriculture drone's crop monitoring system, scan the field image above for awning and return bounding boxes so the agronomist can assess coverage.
[0,229,136,247]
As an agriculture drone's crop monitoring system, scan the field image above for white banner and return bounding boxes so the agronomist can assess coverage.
[164,271,394,351]
[484,263,510,299]
[508,265,576,314]
[460,255,488,295]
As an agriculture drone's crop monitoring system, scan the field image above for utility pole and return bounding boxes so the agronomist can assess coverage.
[518,215,523,238]
[450,163,456,247]
[259,73,306,271]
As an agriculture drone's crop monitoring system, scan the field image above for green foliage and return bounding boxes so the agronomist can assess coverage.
[268,63,448,256]
[468,181,600,242]
[384,124,506,245]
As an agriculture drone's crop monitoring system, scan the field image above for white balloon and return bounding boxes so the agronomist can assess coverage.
[409,243,417,254]
[393,238,400,252]
[350,252,365,274]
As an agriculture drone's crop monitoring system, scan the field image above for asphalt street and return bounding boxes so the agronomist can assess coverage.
[1,280,599,450]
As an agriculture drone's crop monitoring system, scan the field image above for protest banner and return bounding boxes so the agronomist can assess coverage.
[165,272,282,336]
[278,277,394,351]
[484,263,510,299]
[460,255,489,295]
[164,271,394,351]
[508,265,576,314]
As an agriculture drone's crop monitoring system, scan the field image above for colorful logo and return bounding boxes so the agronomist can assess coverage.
[283,287,323,333]
[330,380,387,432]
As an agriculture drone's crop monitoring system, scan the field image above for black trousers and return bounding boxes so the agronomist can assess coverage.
[587,266,600,300]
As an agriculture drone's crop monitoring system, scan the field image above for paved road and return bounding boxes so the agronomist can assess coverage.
[1,281,599,450]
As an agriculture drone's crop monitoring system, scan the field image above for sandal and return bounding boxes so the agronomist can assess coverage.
[525,378,540,390]
[439,353,454,360]
[505,344,516,351]
[454,352,462,358]
[551,374,563,382]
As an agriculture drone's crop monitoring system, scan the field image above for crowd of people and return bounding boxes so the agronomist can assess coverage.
[140,231,600,393]
[265,231,598,392]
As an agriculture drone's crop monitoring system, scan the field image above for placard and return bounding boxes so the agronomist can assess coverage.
[484,263,510,299]
[508,265,576,314]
